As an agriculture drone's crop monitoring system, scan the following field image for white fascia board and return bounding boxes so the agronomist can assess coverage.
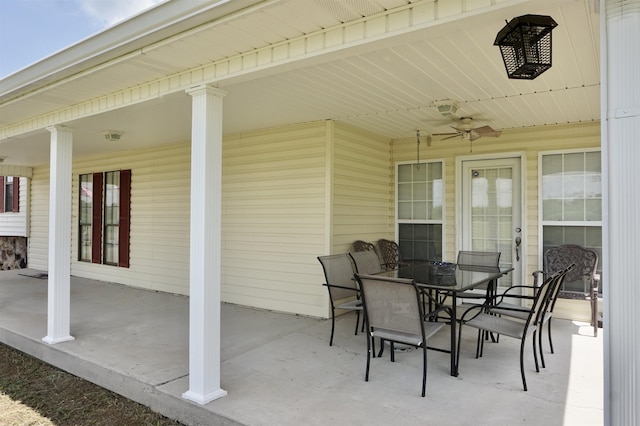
[0,0,265,102]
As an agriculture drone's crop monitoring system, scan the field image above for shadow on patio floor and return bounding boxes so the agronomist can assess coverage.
[0,269,603,426]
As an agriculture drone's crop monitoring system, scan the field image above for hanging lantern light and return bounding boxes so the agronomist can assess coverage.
[494,14,558,80]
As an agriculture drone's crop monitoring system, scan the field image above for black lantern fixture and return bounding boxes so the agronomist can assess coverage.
[494,14,558,80]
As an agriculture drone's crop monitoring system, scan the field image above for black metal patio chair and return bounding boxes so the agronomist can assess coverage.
[376,239,409,270]
[533,244,600,336]
[457,269,565,391]
[491,264,574,369]
[349,250,383,275]
[318,254,362,346]
[355,273,447,397]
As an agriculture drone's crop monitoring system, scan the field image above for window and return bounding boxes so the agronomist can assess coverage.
[396,162,443,261]
[79,170,131,267]
[540,150,602,295]
[0,176,19,213]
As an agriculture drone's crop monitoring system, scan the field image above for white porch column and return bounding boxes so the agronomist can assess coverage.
[43,125,75,344]
[182,84,228,404]
[603,1,640,424]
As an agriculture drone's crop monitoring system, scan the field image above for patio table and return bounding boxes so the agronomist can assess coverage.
[376,262,513,376]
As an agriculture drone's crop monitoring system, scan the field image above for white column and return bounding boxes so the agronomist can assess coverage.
[182,84,228,404]
[603,1,640,424]
[43,125,75,344]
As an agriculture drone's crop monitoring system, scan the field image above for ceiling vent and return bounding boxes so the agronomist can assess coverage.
[433,99,459,117]
[102,131,124,141]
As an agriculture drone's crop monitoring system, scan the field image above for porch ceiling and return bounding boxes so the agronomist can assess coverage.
[0,0,599,167]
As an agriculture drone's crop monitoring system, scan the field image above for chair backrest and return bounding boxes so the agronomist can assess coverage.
[528,270,564,327]
[352,240,376,252]
[545,264,575,313]
[457,251,501,268]
[543,244,598,290]
[355,274,423,337]
[349,251,383,274]
[318,254,358,301]
[377,239,402,270]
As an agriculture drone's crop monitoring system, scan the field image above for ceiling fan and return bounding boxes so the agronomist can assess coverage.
[432,117,502,142]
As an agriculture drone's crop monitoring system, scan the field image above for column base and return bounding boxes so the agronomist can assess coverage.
[182,388,228,405]
[42,335,75,345]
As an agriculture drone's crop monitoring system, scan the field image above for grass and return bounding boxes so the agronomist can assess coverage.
[0,343,184,425]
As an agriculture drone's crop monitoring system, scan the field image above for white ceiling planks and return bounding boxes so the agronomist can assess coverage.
[0,0,601,166]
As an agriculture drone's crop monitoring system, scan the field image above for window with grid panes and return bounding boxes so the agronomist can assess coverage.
[396,162,443,262]
[0,176,19,213]
[540,150,602,295]
[78,170,131,267]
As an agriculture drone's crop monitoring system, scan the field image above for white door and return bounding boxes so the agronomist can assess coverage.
[460,157,523,287]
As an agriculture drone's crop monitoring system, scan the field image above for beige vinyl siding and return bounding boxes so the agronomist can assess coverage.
[0,177,28,237]
[28,169,50,269]
[332,122,393,253]
[222,122,329,317]
[74,144,191,293]
[29,143,192,294]
[26,121,389,318]
[392,122,601,320]
[392,122,600,259]
[24,120,601,322]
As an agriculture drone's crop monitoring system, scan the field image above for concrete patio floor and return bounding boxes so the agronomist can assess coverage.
[0,269,603,425]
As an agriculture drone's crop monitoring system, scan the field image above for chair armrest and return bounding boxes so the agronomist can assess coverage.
[322,283,360,293]
[496,285,537,297]
[589,274,601,298]
[532,270,544,287]
[492,285,537,305]
[380,261,410,270]
[425,305,452,320]
[458,304,485,322]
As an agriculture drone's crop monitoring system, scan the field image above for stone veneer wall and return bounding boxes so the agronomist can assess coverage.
[0,237,27,270]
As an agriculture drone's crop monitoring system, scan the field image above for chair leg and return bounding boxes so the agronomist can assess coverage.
[372,334,377,358]
[477,330,486,358]
[390,342,395,362]
[475,330,482,358]
[532,331,540,373]
[329,309,336,346]
[547,318,554,354]
[520,337,528,391]
[592,294,598,337]
[354,311,360,336]
[455,323,464,376]
[421,345,427,397]
[365,330,371,382]
[538,323,546,369]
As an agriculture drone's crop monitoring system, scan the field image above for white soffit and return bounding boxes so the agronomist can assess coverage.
[0,0,600,166]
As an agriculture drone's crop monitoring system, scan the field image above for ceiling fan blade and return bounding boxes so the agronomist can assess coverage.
[440,134,461,141]
[474,125,502,137]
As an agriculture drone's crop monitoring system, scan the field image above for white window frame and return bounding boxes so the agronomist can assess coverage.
[395,159,446,261]
[538,148,602,294]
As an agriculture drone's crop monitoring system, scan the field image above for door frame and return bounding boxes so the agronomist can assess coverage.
[455,151,527,286]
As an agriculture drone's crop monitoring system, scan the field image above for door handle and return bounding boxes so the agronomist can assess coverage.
[515,236,522,261]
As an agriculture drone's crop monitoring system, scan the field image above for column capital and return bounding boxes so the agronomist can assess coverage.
[46,125,72,134]
[186,84,228,98]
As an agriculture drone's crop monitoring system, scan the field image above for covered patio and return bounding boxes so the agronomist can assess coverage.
[0,269,602,425]
[3,0,639,423]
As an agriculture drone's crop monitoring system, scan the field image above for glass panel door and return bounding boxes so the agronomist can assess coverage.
[461,158,522,287]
